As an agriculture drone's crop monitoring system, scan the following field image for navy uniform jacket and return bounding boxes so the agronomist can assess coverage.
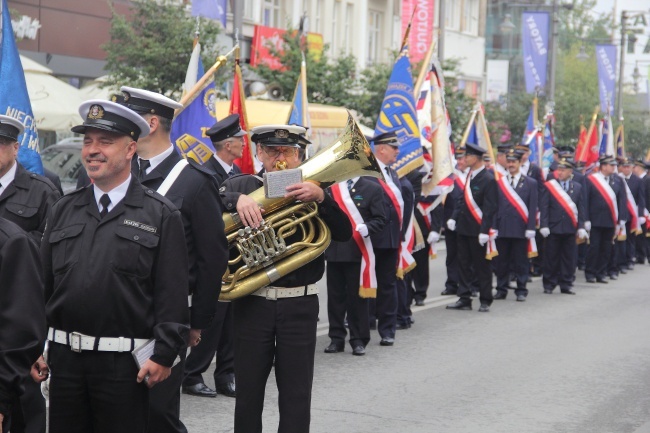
[41,178,190,367]
[400,175,415,238]
[452,167,498,237]
[572,170,587,189]
[496,174,538,238]
[221,172,352,287]
[585,173,628,228]
[135,151,228,330]
[325,177,387,262]
[0,163,60,243]
[540,179,585,234]
[443,174,465,222]
[0,218,46,417]
[624,174,645,218]
[204,156,242,186]
[526,162,544,186]
[367,168,403,249]
[643,174,650,214]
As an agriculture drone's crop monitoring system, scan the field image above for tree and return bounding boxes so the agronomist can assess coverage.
[103,0,221,97]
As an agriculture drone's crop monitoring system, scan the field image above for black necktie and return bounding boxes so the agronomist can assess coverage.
[347,179,354,191]
[510,176,515,188]
[228,168,235,178]
[138,159,150,180]
[563,182,569,192]
[99,194,111,218]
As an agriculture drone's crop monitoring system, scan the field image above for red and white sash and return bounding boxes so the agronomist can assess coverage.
[588,173,618,224]
[545,179,578,229]
[378,178,415,277]
[464,173,498,260]
[621,178,641,235]
[497,176,538,258]
[417,202,437,259]
[331,183,377,298]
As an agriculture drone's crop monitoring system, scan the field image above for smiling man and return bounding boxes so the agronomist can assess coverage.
[32,100,190,432]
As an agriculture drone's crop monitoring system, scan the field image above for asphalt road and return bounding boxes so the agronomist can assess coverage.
[180,245,650,433]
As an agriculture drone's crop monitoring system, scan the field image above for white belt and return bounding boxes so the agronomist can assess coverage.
[250,284,319,301]
[47,327,149,353]
[188,295,193,307]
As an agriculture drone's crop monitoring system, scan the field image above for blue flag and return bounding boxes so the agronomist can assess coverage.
[287,60,311,135]
[596,44,617,115]
[374,45,423,176]
[170,44,217,164]
[192,0,227,27]
[0,0,42,174]
[522,106,538,163]
[521,12,549,94]
[541,121,554,169]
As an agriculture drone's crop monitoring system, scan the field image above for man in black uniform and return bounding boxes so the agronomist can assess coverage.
[618,157,645,271]
[633,159,649,263]
[182,114,246,399]
[584,155,628,283]
[446,141,498,312]
[324,176,386,356]
[116,86,228,431]
[539,158,587,294]
[0,115,58,433]
[0,115,60,243]
[32,100,190,432]
[0,217,46,433]
[220,124,351,433]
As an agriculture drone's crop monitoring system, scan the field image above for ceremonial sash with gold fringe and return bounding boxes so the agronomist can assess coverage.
[496,176,538,258]
[588,173,618,225]
[464,174,498,260]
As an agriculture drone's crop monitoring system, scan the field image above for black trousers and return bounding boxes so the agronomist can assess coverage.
[9,378,46,433]
[457,234,493,305]
[444,230,459,292]
[577,242,587,269]
[326,261,370,348]
[637,225,648,263]
[48,342,148,433]
[396,277,412,326]
[623,222,636,267]
[233,295,318,433]
[495,237,529,297]
[374,248,399,339]
[411,248,430,301]
[183,301,235,388]
[542,233,577,291]
[608,239,622,276]
[147,350,187,433]
[585,226,616,280]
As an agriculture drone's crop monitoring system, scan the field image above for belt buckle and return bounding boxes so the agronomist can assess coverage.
[266,287,278,301]
[70,332,82,352]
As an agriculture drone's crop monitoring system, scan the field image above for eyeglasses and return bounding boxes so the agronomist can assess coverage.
[261,146,298,158]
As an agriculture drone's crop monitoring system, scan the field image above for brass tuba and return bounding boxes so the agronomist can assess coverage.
[220,113,383,300]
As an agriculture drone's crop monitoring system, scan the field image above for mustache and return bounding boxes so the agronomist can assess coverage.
[85,154,107,163]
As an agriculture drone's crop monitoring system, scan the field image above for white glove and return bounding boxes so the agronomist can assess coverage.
[427,231,440,244]
[640,216,647,226]
[446,219,456,231]
[489,230,498,240]
[355,223,369,237]
[478,233,489,246]
[577,228,588,239]
[525,230,536,239]
[584,221,591,231]
[540,227,550,238]
[619,220,626,226]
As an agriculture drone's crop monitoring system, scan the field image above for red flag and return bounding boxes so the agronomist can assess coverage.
[230,59,255,174]
[576,108,599,167]
[575,123,587,159]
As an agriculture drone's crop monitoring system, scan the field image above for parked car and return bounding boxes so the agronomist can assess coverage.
[40,137,83,194]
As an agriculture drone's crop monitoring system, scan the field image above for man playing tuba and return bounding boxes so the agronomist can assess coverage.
[219,124,352,433]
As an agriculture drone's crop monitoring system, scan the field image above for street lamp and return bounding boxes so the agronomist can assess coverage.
[500,14,516,35]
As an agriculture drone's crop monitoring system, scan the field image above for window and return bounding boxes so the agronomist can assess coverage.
[314,0,322,34]
[445,0,460,31]
[243,0,255,20]
[331,2,340,55]
[262,0,280,27]
[367,10,382,64]
[344,3,353,55]
[463,0,479,35]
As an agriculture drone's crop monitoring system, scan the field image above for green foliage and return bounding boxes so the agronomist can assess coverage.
[103,0,221,98]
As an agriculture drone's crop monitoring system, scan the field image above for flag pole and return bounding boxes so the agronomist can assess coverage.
[478,107,498,180]
[177,45,238,111]
[400,6,417,51]
[576,106,599,162]
[413,39,438,99]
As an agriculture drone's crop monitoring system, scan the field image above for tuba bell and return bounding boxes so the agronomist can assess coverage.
[219,113,384,301]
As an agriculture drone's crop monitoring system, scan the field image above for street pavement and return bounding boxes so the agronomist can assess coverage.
[180,244,650,433]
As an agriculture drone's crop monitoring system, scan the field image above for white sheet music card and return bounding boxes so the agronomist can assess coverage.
[264,168,303,199]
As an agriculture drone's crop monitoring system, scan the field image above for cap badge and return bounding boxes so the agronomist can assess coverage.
[122,91,130,102]
[87,105,105,120]
[275,129,289,139]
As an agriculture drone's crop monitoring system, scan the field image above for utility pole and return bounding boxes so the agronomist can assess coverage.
[617,11,627,121]
[438,0,445,61]
[548,0,559,105]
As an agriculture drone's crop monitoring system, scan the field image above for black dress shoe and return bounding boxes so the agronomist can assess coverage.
[586,278,596,283]
[478,304,490,312]
[395,322,410,330]
[516,295,526,302]
[324,342,344,353]
[543,289,553,294]
[609,274,618,280]
[352,345,366,356]
[596,277,609,284]
[380,337,394,346]
[446,300,472,310]
[471,291,478,297]
[440,289,457,296]
[215,381,236,398]
[414,299,425,306]
[182,383,217,398]
[493,292,507,300]
[619,268,627,274]
[561,289,576,295]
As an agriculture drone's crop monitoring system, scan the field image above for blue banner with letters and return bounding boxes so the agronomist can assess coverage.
[596,44,617,115]
[374,45,423,177]
[192,0,227,27]
[0,0,42,174]
[521,12,549,94]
